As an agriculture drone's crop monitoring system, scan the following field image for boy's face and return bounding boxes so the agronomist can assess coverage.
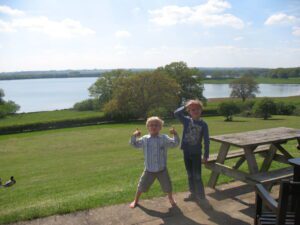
[187,104,202,119]
[147,121,162,136]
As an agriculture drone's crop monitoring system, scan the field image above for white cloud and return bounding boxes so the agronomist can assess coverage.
[114,44,128,55]
[292,26,300,37]
[0,5,25,16]
[234,36,243,41]
[115,30,131,38]
[265,13,297,25]
[148,0,244,29]
[265,13,300,37]
[0,16,95,38]
[0,20,16,32]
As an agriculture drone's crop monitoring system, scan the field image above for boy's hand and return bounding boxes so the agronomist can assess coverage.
[133,128,141,137]
[169,127,177,135]
[202,157,208,164]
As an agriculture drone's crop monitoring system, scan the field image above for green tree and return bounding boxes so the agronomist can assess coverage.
[229,76,260,101]
[103,71,181,120]
[88,70,132,109]
[217,101,240,121]
[156,61,205,104]
[0,101,20,118]
[253,98,277,120]
[0,88,4,104]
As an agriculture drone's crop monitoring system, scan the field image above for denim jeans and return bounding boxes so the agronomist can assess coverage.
[183,151,205,199]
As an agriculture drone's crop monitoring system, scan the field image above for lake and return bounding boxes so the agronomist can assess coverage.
[0,77,299,112]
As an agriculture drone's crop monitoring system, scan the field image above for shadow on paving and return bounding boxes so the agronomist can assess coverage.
[138,202,250,225]
[138,205,201,225]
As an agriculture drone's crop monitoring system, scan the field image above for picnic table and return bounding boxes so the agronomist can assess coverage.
[205,127,300,188]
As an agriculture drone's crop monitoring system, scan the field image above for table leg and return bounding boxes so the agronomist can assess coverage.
[244,146,259,174]
[260,144,277,172]
[274,143,293,159]
[208,143,230,188]
[233,156,246,170]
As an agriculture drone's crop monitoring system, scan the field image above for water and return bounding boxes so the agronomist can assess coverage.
[0,78,299,112]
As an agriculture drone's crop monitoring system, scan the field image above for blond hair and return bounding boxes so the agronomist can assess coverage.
[185,99,203,111]
[146,116,164,127]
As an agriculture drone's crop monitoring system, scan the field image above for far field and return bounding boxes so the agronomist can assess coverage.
[0,115,299,224]
[203,77,300,84]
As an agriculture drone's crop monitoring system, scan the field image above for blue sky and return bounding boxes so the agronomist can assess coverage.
[0,0,300,72]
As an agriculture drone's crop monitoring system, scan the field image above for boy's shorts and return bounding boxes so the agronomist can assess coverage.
[137,168,172,193]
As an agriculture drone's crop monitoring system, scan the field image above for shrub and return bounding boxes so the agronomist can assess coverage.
[253,98,277,120]
[217,101,240,121]
[276,102,296,115]
[73,99,100,111]
[0,101,20,118]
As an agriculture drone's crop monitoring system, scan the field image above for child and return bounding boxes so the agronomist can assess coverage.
[174,99,210,203]
[129,116,180,208]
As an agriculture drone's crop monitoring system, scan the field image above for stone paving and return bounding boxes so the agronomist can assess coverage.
[12,181,278,225]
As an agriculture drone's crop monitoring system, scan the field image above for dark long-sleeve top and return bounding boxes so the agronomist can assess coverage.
[174,106,210,158]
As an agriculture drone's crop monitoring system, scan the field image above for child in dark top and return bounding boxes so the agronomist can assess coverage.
[174,99,210,203]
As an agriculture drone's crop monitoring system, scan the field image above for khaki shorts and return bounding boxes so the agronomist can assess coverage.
[137,168,172,193]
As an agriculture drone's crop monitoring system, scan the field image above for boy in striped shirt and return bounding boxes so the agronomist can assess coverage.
[129,116,180,208]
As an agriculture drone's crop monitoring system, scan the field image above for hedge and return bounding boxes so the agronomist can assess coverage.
[0,116,110,135]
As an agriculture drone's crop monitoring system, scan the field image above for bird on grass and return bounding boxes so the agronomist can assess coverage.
[0,178,2,187]
[4,176,16,187]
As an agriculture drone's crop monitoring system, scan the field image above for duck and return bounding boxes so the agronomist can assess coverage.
[4,176,16,187]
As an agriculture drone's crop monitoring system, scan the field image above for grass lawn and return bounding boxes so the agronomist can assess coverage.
[0,110,104,128]
[203,77,300,84]
[0,115,300,224]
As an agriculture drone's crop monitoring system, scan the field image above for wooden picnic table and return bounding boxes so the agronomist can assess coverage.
[205,127,300,188]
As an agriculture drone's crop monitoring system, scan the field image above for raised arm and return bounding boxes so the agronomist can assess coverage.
[174,106,189,124]
[129,129,143,149]
[163,128,180,148]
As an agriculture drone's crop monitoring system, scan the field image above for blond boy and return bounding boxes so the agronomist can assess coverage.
[129,116,180,208]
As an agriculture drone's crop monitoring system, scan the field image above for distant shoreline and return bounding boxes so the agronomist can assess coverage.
[1,75,300,84]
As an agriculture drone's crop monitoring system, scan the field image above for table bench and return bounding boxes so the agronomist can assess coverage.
[206,127,300,188]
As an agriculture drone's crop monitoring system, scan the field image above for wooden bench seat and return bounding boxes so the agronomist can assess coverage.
[207,144,271,163]
[248,167,293,184]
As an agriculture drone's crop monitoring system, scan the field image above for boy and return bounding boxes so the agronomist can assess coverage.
[174,99,210,203]
[129,116,180,208]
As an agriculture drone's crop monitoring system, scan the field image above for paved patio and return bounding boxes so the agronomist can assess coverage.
[12,181,279,225]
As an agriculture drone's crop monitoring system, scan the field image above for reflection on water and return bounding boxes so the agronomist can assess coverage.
[0,78,299,112]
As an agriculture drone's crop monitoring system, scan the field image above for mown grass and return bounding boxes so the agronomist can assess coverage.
[0,115,299,224]
[0,110,104,128]
[203,77,300,84]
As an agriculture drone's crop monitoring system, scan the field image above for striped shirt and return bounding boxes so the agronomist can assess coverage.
[130,134,180,172]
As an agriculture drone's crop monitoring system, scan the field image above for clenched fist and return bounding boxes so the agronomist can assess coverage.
[133,128,141,137]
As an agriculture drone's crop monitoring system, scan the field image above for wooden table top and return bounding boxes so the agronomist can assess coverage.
[210,127,300,148]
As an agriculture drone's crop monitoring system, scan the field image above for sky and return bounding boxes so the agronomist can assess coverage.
[0,0,300,72]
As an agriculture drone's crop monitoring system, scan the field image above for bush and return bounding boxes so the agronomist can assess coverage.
[217,101,240,121]
[147,107,170,118]
[275,102,296,115]
[73,99,100,111]
[0,115,107,135]
[253,98,277,120]
[0,101,20,118]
